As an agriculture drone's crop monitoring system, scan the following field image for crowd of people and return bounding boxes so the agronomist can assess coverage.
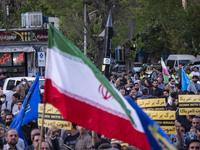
[0,63,199,150]
[0,74,138,150]
[109,63,200,149]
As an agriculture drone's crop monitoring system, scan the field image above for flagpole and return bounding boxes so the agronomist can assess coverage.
[39,103,46,150]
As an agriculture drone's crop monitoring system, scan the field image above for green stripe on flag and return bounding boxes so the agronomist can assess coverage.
[48,24,136,127]
[164,74,169,85]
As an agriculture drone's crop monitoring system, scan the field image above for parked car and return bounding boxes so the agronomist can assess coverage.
[166,54,196,70]
[133,62,143,73]
[145,64,161,74]
[183,59,200,70]
[3,77,45,94]
[140,63,151,71]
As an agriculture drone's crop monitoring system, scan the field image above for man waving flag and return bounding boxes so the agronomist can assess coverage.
[11,73,40,145]
[161,57,171,84]
[44,24,175,150]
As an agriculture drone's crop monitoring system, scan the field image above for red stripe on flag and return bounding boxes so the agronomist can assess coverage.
[44,79,151,150]
[162,67,170,76]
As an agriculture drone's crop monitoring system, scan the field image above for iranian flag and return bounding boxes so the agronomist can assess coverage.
[44,24,175,150]
[161,57,171,84]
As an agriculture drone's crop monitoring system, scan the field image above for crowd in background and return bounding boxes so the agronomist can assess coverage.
[109,63,200,149]
[0,74,138,150]
[0,63,199,149]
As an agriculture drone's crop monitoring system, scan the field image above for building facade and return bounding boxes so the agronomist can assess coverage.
[0,28,47,77]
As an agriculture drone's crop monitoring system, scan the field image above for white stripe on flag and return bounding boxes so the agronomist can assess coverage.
[46,47,144,133]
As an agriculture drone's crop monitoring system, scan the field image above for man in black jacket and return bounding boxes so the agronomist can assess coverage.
[149,80,163,97]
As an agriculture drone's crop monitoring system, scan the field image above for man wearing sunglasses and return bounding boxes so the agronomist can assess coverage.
[165,77,176,95]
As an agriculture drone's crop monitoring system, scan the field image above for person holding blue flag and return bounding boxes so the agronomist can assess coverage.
[10,73,41,147]
[181,69,191,91]
[187,75,200,94]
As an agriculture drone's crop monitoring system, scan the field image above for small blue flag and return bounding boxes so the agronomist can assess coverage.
[181,69,191,91]
[10,73,41,146]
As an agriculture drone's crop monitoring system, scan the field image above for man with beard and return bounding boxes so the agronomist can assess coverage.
[16,79,30,99]
[141,73,150,85]
[150,67,158,83]
[63,124,79,150]
[187,76,200,94]
[119,89,126,96]
[125,89,136,103]
[175,76,181,86]
[149,80,163,97]
[3,129,23,150]
[141,88,149,99]
[191,66,200,78]
[24,133,40,150]
[165,78,176,95]
[23,128,40,147]
[176,64,182,79]
[186,69,193,81]
[11,93,20,115]
[115,74,124,90]
[0,73,5,89]
[125,80,134,94]
[134,83,142,97]
[75,125,92,150]
[0,123,6,145]
[0,124,24,149]
[157,77,165,90]
[109,76,116,87]
[5,113,13,131]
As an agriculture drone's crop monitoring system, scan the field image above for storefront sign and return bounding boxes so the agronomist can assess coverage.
[0,30,48,42]
[0,52,25,67]
[38,52,45,67]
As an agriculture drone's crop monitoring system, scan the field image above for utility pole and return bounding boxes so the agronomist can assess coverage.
[103,11,113,79]
[182,0,187,11]
[84,3,87,55]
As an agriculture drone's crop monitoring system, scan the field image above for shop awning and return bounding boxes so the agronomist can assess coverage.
[0,46,35,52]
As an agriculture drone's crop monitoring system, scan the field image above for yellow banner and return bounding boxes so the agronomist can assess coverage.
[179,95,200,103]
[179,108,200,115]
[38,104,72,130]
[155,120,175,125]
[38,104,62,114]
[38,119,71,129]
[143,108,165,111]
[179,103,200,107]
[178,95,200,115]
[145,111,175,134]
[137,98,166,108]
[162,126,176,134]
[145,111,175,120]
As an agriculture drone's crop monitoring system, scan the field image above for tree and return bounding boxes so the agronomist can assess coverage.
[0,0,52,29]
[30,0,137,70]
[134,0,200,62]
[9,0,138,71]
[0,0,23,28]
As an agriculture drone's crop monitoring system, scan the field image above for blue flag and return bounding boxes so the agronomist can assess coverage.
[125,96,175,150]
[10,73,41,145]
[181,69,191,91]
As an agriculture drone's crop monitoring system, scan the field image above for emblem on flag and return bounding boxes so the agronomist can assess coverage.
[98,84,112,100]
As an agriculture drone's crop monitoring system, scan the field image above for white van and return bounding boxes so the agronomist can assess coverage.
[3,77,45,94]
[166,54,196,70]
